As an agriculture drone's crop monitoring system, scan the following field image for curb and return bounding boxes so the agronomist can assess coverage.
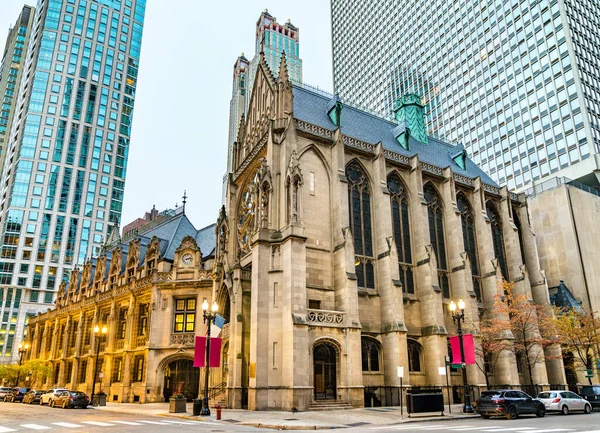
[239,423,343,430]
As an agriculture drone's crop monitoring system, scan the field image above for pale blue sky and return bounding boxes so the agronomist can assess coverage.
[0,0,333,230]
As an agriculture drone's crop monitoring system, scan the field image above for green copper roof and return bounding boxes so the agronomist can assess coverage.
[393,94,428,145]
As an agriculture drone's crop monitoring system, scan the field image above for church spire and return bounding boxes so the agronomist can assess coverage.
[182,190,187,215]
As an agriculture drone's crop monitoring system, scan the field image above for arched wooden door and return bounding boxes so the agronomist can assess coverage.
[163,359,199,401]
[314,343,337,400]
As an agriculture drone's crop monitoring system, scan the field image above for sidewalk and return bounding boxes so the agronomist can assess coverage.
[93,402,480,430]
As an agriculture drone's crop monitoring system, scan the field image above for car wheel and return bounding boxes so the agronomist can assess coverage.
[506,405,518,420]
[62,400,68,409]
[584,404,592,414]
[50,400,55,408]
[561,405,569,415]
[481,414,490,419]
[536,405,546,418]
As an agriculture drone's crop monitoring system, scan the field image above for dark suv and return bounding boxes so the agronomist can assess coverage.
[477,389,546,419]
[580,385,600,410]
[3,387,30,403]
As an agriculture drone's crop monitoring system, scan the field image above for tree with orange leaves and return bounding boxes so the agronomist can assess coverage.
[550,306,600,385]
[488,280,557,386]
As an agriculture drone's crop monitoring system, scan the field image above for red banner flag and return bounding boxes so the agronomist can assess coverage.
[194,336,222,368]
[449,334,476,365]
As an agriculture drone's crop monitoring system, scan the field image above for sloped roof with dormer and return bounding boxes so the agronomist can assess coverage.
[292,85,498,186]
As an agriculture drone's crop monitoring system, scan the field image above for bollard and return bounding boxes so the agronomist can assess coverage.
[216,405,222,420]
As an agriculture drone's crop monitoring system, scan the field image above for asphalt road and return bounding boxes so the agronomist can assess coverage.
[0,402,270,432]
[361,410,600,433]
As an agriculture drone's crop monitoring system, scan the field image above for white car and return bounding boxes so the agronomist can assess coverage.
[0,387,13,400]
[40,388,69,405]
[537,390,593,415]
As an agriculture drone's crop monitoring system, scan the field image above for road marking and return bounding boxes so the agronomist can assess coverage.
[576,431,600,433]
[19,425,50,430]
[137,420,171,425]
[112,421,143,426]
[82,421,116,426]
[160,420,197,425]
[449,428,502,431]
[52,422,84,428]
[515,430,573,433]
[0,427,16,433]
[428,427,472,430]
[483,429,537,432]
[385,426,445,430]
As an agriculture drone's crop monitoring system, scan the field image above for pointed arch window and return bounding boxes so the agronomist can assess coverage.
[407,339,422,372]
[361,337,381,371]
[486,201,508,280]
[387,173,413,294]
[347,162,374,289]
[424,184,449,298]
[512,207,526,266]
[457,193,481,301]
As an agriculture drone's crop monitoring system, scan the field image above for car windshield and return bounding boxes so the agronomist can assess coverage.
[538,392,557,399]
[71,391,86,396]
[581,386,600,394]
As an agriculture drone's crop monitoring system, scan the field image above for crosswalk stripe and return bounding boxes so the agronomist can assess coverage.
[52,422,84,428]
[428,427,471,430]
[82,421,116,426]
[112,421,144,426]
[515,430,573,433]
[449,428,502,431]
[483,428,537,432]
[137,420,171,425]
[389,426,445,430]
[19,425,49,430]
[160,420,196,425]
[0,427,16,433]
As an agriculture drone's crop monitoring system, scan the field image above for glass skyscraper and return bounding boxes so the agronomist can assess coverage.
[227,10,302,173]
[0,0,145,362]
[331,0,600,191]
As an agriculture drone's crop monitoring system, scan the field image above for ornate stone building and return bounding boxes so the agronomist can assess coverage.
[24,210,216,403]
[214,53,566,411]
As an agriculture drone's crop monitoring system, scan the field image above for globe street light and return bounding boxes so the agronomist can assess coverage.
[91,325,108,406]
[14,342,29,386]
[200,298,218,416]
[449,298,474,413]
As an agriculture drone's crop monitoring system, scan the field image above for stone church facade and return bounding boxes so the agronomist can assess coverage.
[215,53,566,411]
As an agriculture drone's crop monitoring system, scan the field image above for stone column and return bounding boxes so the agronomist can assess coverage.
[247,232,272,410]
[227,265,245,409]
[472,179,519,386]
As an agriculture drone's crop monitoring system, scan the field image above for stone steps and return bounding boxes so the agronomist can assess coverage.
[309,400,354,411]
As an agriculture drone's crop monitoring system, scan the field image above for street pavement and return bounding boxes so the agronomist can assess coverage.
[1,400,599,432]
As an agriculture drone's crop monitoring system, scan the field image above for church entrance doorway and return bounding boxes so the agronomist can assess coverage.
[313,343,337,400]
[163,359,199,401]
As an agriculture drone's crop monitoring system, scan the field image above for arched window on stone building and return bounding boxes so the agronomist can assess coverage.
[387,173,414,294]
[407,339,423,372]
[486,201,508,280]
[361,337,381,372]
[457,193,481,301]
[346,161,374,289]
[424,183,449,298]
[512,207,526,266]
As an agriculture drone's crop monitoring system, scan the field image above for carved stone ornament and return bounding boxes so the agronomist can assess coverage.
[161,296,168,311]
[237,171,259,255]
[176,235,200,253]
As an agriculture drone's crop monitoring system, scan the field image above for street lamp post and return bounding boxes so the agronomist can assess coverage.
[449,298,474,414]
[91,325,108,406]
[14,342,29,386]
[200,298,218,416]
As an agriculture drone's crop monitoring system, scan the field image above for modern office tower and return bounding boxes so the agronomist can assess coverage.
[0,5,35,176]
[226,10,302,173]
[0,0,146,363]
[331,0,600,191]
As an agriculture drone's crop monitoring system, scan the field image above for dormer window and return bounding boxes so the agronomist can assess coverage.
[127,268,134,282]
[109,275,116,289]
[147,259,155,272]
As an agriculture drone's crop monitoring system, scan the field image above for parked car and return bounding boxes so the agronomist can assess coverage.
[0,387,13,400]
[50,390,90,409]
[22,390,45,404]
[39,388,69,405]
[4,387,30,402]
[538,390,592,414]
[476,389,546,419]
[580,385,600,411]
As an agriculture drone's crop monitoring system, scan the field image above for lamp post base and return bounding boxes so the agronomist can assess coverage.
[462,404,475,413]
[200,397,211,416]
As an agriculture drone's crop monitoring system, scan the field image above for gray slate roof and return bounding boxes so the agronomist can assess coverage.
[292,85,498,186]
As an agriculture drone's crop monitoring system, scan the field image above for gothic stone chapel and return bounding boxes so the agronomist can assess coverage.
[216,53,564,411]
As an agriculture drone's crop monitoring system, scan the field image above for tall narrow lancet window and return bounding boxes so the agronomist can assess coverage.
[486,201,508,280]
[457,193,481,301]
[346,161,374,289]
[387,173,414,294]
[424,183,449,298]
[512,207,526,266]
